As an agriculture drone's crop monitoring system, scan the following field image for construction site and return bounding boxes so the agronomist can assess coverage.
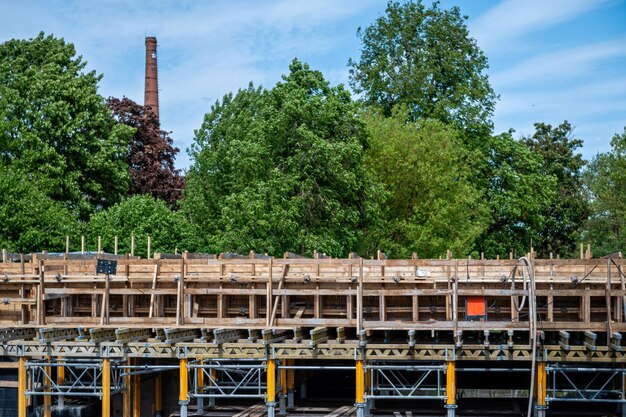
[0,245,626,417]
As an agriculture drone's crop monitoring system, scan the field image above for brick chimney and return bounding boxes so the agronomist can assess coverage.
[144,36,159,119]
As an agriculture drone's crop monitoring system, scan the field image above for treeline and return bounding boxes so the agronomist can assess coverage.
[0,1,624,259]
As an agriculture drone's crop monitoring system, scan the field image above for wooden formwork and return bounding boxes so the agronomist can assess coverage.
[1,253,625,338]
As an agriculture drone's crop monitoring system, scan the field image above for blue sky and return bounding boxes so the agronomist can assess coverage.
[3,0,626,169]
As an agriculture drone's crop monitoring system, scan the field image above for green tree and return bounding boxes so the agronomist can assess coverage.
[361,109,487,258]
[0,166,77,252]
[349,0,496,135]
[182,59,376,256]
[584,128,626,256]
[523,121,589,257]
[86,195,202,257]
[476,132,556,258]
[0,33,132,218]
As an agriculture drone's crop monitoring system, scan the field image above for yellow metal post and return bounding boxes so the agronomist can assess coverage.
[356,360,365,417]
[286,359,295,408]
[18,357,26,417]
[267,359,276,417]
[537,361,548,417]
[155,371,163,417]
[123,358,131,417]
[132,360,140,417]
[102,358,111,417]
[179,358,189,417]
[445,361,456,417]
[57,357,65,408]
[197,358,205,411]
[44,358,51,417]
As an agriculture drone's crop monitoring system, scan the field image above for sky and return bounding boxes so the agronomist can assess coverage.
[2,0,626,169]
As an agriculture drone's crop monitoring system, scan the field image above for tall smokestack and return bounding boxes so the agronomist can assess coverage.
[144,36,159,119]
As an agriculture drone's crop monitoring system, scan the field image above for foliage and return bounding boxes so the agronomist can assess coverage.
[476,132,557,258]
[361,109,487,258]
[583,128,626,256]
[349,0,496,136]
[86,195,202,257]
[0,166,78,252]
[182,59,376,257]
[107,97,185,207]
[0,33,132,219]
[523,121,589,257]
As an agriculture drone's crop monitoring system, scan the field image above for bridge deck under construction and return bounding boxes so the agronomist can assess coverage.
[2,253,626,417]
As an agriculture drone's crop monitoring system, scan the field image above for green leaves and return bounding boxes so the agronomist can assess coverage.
[86,195,202,257]
[349,1,496,137]
[183,59,375,257]
[361,109,488,258]
[0,33,131,219]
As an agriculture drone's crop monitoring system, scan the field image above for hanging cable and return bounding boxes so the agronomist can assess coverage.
[507,256,537,417]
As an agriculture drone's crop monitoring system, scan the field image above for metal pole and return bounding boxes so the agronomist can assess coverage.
[133,359,140,417]
[155,371,162,417]
[445,361,456,417]
[102,358,111,417]
[267,359,276,417]
[57,357,65,408]
[537,361,548,417]
[18,357,27,417]
[356,360,365,417]
[279,361,287,413]
[287,359,295,408]
[123,358,131,417]
[44,357,51,417]
[179,358,189,417]
[197,358,205,412]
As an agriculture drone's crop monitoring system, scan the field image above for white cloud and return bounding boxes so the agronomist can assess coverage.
[471,0,612,52]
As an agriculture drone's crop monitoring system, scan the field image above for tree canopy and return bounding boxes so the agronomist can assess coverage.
[523,121,589,257]
[361,110,487,258]
[182,59,376,257]
[0,33,132,218]
[349,0,496,136]
[107,97,185,207]
[86,195,202,257]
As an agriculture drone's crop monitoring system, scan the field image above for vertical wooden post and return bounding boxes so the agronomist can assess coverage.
[102,358,111,417]
[266,258,273,327]
[65,236,69,254]
[81,236,85,254]
[357,258,364,332]
[147,236,151,259]
[18,356,27,417]
[131,235,135,257]
[98,236,102,254]
[114,236,118,255]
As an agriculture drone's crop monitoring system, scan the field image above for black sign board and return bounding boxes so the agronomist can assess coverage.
[96,259,117,275]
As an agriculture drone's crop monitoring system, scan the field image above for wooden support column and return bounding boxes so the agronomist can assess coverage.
[18,356,27,417]
[102,358,111,417]
[266,258,273,327]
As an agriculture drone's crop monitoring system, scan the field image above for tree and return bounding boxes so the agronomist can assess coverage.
[523,121,589,257]
[361,109,487,258]
[86,195,202,257]
[107,97,185,207]
[584,128,626,256]
[476,132,556,258]
[182,59,376,256]
[0,166,78,252]
[0,33,132,218]
[349,0,496,135]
